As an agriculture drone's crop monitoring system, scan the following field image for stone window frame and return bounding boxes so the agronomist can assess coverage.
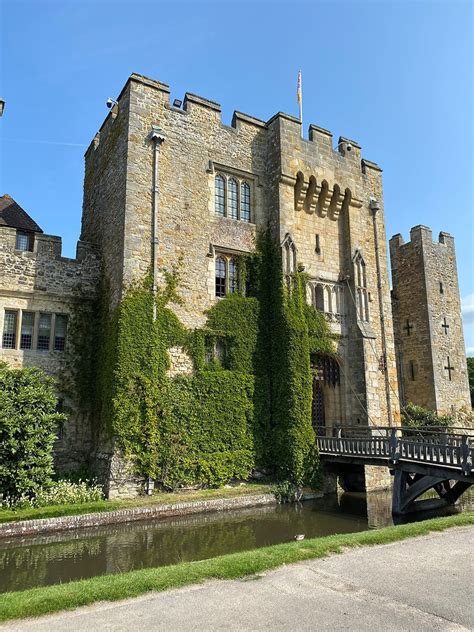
[307,279,345,323]
[211,164,255,224]
[213,250,242,298]
[353,250,370,322]
[15,230,35,252]
[1,308,68,352]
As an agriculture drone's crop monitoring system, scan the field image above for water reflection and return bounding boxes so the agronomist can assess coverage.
[0,488,471,594]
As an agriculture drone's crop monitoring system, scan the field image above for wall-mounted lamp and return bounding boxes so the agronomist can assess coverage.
[369,197,380,213]
[150,124,166,143]
[173,98,183,108]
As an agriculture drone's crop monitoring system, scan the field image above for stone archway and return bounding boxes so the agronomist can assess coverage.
[310,354,341,435]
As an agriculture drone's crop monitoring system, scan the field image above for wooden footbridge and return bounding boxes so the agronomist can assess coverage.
[316,426,473,514]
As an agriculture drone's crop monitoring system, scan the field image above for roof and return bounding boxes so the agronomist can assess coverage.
[0,194,43,233]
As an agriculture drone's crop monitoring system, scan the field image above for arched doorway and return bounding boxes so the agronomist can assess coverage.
[310,354,341,435]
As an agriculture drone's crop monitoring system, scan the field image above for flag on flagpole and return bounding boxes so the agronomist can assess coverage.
[297,70,303,137]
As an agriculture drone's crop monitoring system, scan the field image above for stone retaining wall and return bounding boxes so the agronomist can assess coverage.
[0,493,275,539]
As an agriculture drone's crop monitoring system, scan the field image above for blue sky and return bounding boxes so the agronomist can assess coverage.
[1,0,473,352]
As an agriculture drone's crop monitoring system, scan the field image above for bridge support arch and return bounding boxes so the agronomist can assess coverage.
[392,469,472,514]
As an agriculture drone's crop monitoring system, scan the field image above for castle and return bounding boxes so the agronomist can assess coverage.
[0,73,470,496]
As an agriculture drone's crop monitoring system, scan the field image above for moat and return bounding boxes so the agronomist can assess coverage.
[0,489,472,594]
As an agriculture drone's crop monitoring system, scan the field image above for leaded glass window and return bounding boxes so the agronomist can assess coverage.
[229,258,238,294]
[54,315,68,351]
[2,311,17,349]
[215,257,226,297]
[37,313,52,351]
[20,312,35,349]
[15,231,32,251]
[228,179,238,220]
[240,182,250,222]
[215,175,225,217]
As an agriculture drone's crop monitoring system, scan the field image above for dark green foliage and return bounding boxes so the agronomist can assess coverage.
[0,362,66,500]
[111,277,185,477]
[205,295,259,373]
[96,229,335,490]
[467,357,474,408]
[402,402,452,429]
[271,273,320,486]
[158,373,255,489]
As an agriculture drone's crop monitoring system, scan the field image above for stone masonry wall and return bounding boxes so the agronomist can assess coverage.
[0,226,101,471]
[390,226,470,414]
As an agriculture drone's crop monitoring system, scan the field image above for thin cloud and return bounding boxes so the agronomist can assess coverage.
[3,138,87,147]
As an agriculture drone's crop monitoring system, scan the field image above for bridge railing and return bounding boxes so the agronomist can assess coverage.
[316,425,473,475]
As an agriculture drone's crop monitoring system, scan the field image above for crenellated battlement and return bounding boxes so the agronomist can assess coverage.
[0,226,100,297]
[86,73,381,179]
[390,226,455,254]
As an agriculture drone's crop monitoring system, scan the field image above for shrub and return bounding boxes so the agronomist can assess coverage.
[1,480,103,510]
[271,480,299,503]
[34,480,103,507]
[0,362,66,501]
[402,402,452,430]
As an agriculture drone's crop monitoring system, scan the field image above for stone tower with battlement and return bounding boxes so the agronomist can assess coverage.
[79,72,402,493]
[390,226,470,414]
[81,73,401,435]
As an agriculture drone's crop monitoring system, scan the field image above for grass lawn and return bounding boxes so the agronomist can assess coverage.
[0,483,273,524]
[0,511,472,622]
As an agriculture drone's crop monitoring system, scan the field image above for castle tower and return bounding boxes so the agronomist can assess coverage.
[390,226,470,414]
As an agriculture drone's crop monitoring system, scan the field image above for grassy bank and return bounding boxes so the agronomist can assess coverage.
[0,511,472,622]
[0,484,273,524]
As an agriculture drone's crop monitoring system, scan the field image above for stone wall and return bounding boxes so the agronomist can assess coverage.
[0,226,101,471]
[390,227,470,414]
[0,493,275,539]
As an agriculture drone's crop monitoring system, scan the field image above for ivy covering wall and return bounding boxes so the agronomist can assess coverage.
[94,230,336,490]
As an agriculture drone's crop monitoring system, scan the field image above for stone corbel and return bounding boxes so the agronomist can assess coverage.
[318,185,332,218]
[295,178,308,212]
[329,186,345,221]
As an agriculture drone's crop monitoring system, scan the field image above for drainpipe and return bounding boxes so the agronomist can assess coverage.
[150,125,166,323]
[147,126,165,495]
[370,197,393,427]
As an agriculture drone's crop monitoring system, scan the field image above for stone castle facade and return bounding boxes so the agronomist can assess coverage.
[0,73,470,493]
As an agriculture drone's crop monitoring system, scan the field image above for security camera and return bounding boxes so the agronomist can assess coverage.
[346,143,352,152]
[106,97,118,109]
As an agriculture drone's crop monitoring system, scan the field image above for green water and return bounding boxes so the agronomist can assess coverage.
[0,489,471,594]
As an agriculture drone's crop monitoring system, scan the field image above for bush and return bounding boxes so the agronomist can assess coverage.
[0,362,66,501]
[402,402,452,430]
[1,480,104,510]
[271,480,299,503]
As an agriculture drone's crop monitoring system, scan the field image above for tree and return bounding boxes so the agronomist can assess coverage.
[0,362,66,500]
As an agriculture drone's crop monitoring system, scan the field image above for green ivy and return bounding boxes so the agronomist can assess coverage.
[93,229,335,490]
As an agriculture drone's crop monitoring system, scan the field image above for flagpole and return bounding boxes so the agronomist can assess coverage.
[297,70,303,138]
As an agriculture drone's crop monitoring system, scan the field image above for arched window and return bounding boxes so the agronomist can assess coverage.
[215,175,225,217]
[240,182,250,222]
[215,257,226,297]
[229,258,238,294]
[228,178,238,220]
[353,251,369,322]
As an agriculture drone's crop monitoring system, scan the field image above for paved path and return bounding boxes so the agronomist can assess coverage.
[2,526,473,631]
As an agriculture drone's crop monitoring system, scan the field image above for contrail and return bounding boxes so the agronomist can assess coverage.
[1,138,87,147]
